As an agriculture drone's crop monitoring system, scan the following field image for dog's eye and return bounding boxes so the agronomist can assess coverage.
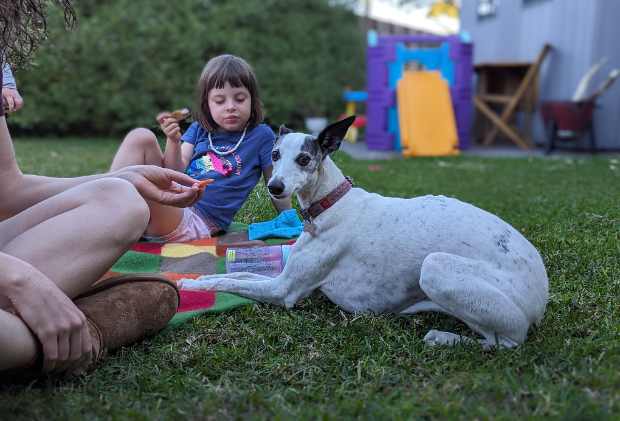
[271,150,280,162]
[296,154,311,167]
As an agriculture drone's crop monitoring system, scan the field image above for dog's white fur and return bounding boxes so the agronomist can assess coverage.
[184,118,549,348]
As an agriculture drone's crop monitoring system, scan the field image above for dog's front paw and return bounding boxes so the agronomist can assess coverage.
[423,329,467,347]
[178,276,225,290]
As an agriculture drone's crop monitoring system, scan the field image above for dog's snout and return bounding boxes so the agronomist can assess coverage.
[268,180,285,196]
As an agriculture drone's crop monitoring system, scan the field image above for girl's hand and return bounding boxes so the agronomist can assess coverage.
[2,254,93,373]
[117,165,204,207]
[156,112,182,143]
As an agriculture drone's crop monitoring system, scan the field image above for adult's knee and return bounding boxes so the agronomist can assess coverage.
[87,178,150,242]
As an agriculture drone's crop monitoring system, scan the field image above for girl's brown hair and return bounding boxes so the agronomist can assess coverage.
[195,54,264,132]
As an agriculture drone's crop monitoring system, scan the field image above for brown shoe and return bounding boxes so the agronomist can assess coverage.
[0,274,178,382]
[74,273,179,363]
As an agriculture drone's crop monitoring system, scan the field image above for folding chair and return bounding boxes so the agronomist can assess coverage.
[474,44,552,149]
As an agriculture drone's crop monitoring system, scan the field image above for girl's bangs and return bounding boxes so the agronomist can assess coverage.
[209,64,251,91]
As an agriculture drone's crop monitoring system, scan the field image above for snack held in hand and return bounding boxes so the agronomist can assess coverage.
[170,108,191,122]
[156,108,191,124]
[197,179,214,189]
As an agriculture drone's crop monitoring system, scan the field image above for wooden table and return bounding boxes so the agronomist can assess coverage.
[473,44,552,148]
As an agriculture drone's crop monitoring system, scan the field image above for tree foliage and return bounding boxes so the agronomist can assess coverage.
[10,0,366,135]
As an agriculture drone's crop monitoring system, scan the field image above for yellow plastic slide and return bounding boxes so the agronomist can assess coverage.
[397,70,459,157]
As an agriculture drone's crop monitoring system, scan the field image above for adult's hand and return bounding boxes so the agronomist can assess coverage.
[2,88,24,113]
[116,165,203,207]
[1,253,93,373]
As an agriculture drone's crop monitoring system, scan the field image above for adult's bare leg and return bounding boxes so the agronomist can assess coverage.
[0,178,149,297]
[0,178,149,370]
[110,128,184,237]
[0,309,40,370]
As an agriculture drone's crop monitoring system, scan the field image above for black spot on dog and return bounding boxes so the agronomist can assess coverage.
[495,230,511,254]
[301,136,320,156]
[299,136,323,173]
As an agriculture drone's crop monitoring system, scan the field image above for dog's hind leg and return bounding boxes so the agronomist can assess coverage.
[417,252,530,349]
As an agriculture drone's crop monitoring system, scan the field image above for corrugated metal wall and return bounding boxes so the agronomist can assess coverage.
[461,0,619,149]
[591,1,620,150]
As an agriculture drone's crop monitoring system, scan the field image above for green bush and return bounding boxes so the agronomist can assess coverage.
[10,0,366,135]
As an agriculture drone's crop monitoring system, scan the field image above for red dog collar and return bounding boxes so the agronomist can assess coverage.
[300,177,353,222]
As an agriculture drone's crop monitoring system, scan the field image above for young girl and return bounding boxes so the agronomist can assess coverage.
[110,54,291,241]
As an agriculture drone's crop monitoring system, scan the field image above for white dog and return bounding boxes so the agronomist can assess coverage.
[184,117,549,348]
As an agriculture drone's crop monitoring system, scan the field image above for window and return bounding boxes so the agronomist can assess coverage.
[477,0,497,19]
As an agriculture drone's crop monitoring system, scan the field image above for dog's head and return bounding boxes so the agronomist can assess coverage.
[267,116,355,199]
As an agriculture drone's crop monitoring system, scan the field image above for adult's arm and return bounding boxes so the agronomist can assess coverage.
[0,117,202,220]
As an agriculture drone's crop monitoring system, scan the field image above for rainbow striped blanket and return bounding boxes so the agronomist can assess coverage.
[105,222,294,327]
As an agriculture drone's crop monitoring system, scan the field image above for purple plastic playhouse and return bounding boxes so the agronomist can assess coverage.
[365,34,473,151]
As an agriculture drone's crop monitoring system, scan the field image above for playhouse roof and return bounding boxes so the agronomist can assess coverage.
[353,0,460,36]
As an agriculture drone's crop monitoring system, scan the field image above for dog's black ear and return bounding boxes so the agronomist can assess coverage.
[316,115,355,156]
[278,124,293,138]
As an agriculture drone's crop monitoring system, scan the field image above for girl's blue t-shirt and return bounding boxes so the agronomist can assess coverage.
[181,122,275,230]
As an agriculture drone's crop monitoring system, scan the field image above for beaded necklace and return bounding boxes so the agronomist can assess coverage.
[208,126,248,156]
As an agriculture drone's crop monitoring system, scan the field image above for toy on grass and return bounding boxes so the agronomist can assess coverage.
[340,89,368,143]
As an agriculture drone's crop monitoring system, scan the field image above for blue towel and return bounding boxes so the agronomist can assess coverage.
[248,209,303,240]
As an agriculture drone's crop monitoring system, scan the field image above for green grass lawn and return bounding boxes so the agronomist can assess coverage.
[2,137,619,420]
